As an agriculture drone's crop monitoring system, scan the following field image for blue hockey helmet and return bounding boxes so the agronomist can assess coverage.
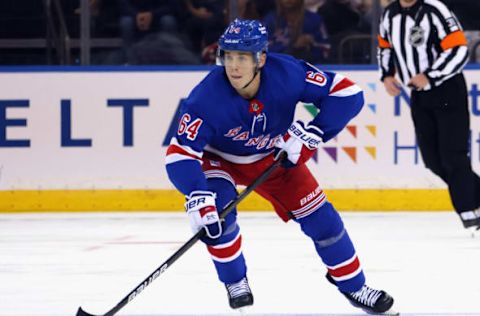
[217,19,268,65]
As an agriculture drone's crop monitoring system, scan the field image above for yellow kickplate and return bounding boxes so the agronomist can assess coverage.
[0,189,452,213]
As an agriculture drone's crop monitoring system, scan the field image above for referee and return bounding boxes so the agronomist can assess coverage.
[377,0,480,229]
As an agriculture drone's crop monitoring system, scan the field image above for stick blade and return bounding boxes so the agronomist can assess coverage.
[76,307,99,316]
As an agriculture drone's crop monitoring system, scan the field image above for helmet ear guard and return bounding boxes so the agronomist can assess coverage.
[215,48,226,66]
[216,19,268,66]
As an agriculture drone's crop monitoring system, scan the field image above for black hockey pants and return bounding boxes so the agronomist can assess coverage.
[410,74,480,213]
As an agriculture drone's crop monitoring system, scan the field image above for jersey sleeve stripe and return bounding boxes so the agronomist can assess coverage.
[330,76,353,93]
[440,30,468,50]
[165,152,202,165]
[377,35,391,49]
[169,137,203,157]
[425,0,453,21]
[329,76,362,97]
[440,46,468,75]
[166,144,203,165]
[429,45,468,80]
[431,13,448,40]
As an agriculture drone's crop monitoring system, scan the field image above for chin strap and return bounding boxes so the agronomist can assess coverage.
[241,67,259,90]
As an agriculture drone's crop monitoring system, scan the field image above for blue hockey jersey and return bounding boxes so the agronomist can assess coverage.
[166,53,364,195]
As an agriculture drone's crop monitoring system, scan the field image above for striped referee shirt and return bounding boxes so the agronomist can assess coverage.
[377,0,469,90]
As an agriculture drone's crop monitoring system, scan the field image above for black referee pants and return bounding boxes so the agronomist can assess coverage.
[410,74,480,213]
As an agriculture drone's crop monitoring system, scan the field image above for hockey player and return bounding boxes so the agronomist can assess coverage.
[166,19,397,315]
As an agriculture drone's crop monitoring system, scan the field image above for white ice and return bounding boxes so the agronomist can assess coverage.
[1,211,479,316]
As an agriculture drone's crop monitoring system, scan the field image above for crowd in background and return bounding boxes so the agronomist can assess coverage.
[0,0,479,65]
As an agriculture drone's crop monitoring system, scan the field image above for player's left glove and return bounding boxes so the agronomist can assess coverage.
[274,120,323,168]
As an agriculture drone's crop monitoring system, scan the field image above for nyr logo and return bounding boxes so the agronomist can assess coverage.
[224,126,281,150]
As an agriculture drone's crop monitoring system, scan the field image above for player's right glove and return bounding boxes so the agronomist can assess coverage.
[274,120,323,168]
[185,190,222,239]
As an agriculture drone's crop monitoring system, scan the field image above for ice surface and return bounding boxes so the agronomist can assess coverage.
[0,211,479,316]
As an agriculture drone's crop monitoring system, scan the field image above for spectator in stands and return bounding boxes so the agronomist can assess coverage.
[118,0,180,62]
[316,0,365,63]
[443,0,480,62]
[86,0,121,38]
[236,0,260,20]
[246,0,276,19]
[380,0,394,7]
[72,0,124,37]
[0,0,47,65]
[182,0,227,54]
[263,0,330,63]
[305,0,326,12]
[317,0,359,38]
[443,0,480,31]
[119,0,179,34]
[128,31,201,64]
[354,0,373,34]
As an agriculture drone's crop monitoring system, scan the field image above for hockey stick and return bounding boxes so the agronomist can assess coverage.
[76,152,286,316]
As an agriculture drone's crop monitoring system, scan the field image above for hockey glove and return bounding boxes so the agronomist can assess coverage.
[274,120,323,168]
[185,190,222,239]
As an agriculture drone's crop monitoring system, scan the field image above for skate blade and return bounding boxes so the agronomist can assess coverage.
[362,306,399,316]
[237,306,250,315]
[376,308,400,316]
[466,226,480,238]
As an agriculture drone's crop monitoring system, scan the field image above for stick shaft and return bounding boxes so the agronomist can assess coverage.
[77,154,284,316]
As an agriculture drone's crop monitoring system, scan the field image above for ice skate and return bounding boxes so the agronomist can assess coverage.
[326,273,398,315]
[459,209,480,231]
[225,277,254,313]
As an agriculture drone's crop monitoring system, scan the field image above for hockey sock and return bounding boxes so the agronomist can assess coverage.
[297,201,365,292]
[202,177,247,284]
